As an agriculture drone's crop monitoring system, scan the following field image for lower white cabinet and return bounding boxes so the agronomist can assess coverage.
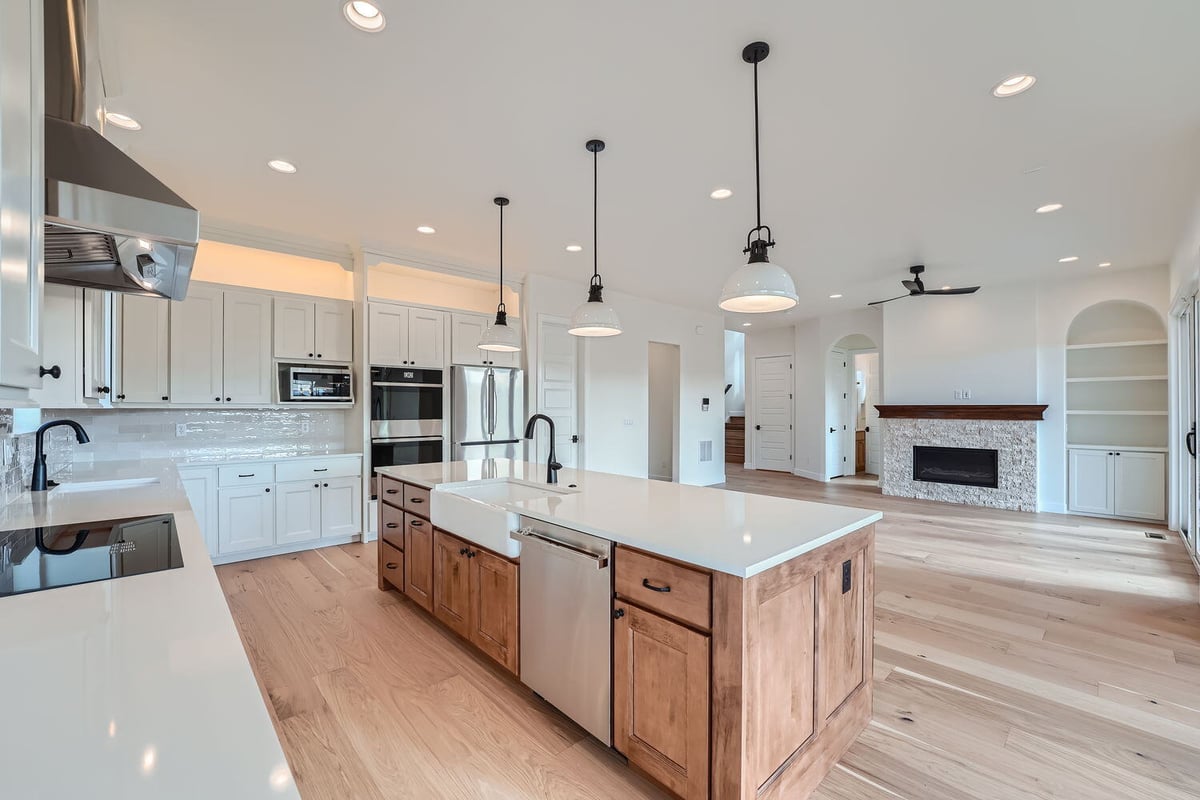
[1068,448,1165,521]
[320,476,362,538]
[276,480,323,545]
[178,466,219,557]
[218,484,277,554]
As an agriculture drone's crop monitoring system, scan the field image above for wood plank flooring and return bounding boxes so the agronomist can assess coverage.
[217,467,1200,799]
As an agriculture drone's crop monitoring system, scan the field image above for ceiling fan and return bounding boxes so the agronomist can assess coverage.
[868,265,981,306]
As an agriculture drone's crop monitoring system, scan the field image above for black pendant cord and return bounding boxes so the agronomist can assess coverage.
[753,56,761,233]
[493,196,510,320]
[743,42,774,256]
[592,145,600,288]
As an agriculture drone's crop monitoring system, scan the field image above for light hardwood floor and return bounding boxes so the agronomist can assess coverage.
[217,466,1200,799]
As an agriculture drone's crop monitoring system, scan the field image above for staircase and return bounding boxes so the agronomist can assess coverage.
[725,416,745,464]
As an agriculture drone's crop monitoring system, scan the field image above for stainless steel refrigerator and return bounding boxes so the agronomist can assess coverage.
[451,366,526,461]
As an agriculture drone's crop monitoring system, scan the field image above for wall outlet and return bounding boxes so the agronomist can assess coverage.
[623,418,634,427]
[962,389,972,400]
[175,423,188,437]
[301,421,312,434]
[953,389,972,400]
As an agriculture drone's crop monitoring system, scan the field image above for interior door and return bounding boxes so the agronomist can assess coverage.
[826,349,848,478]
[536,315,578,468]
[754,355,793,472]
[1189,299,1199,561]
[863,353,882,475]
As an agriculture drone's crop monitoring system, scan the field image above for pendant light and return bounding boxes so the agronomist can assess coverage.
[718,41,799,313]
[569,139,622,337]
[478,196,522,352]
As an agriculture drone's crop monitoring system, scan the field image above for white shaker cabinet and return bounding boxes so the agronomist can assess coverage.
[119,294,170,403]
[217,484,277,554]
[1068,448,1165,521]
[29,284,81,408]
[222,290,273,404]
[0,0,43,395]
[274,298,353,362]
[368,302,444,367]
[315,300,353,362]
[320,475,362,539]
[275,480,323,545]
[170,284,224,404]
[406,307,446,367]
[178,466,219,557]
[81,289,115,403]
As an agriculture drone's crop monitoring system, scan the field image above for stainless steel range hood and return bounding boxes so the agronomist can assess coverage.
[43,0,199,300]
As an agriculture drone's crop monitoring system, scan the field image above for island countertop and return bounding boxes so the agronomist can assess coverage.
[0,459,297,799]
[375,460,882,578]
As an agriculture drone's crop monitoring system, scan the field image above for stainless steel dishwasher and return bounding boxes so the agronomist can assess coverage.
[512,516,613,745]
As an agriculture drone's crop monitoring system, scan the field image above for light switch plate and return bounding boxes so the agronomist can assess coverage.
[175,423,188,437]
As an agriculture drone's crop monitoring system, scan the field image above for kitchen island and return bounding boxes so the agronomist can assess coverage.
[376,459,881,800]
[0,460,297,799]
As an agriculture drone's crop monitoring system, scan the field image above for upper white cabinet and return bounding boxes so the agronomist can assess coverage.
[81,289,115,403]
[368,302,445,367]
[29,284,80,408]
[274,297,353,362]
[1068,448,1165,521]
[119,294,170,404]
[222,290,273,404]
[170,284,225,404]
[0,0,43,395]
[451,312,520,367]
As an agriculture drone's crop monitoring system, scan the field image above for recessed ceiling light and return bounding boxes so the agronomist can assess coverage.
[742,322,752,327]
[267,159,297,173]
[1058,256,1078,263]
[104,111,141,131]
[710,188,733,200]
[992,74,1036,98]
[343,0,386,32]
[565,244,583,252]
[1098,262,1112,268]
[1035,203,1063,214]
[416,225,436,234]
[829,294,843,299]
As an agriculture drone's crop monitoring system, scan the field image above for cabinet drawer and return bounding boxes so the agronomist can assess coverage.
[403,483,431,516]
[380,476,405,507]
[380,501,405,549]
[380,541,405,591]
[276,457,361,483]
[218,463,276,487]
[615,546,711,630]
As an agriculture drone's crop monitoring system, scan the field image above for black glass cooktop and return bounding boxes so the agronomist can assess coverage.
[0,514,182,598]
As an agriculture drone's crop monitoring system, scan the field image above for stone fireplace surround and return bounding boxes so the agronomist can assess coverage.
[877,405,1047,512]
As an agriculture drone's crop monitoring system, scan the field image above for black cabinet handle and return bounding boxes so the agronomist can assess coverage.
[116,394,126,400]
[215,396,221,402]
[323,483,329,487]
[459,547,469,556]
[828,427,836,433]
[238,473,255,478]
[386,522,399,529]
[410,497,424,504]
[409,519,423,527]
[225,397,231,402]
[613,608,625,619]
[265,488,271,493]
[98,386,110,394]
[314,483,321,488]
[1188,424,1197,457]
[313,468,328,472]
[642,578,671,593]
[467,550,476,558]
[385,562,399,569]
[317,354,322,358]
[308,353,314,357]
[385,488,399,494]
[39,365,61,379]
[161,395,169,401]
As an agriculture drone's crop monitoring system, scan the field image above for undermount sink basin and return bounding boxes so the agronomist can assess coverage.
[53,477,161,494]
[431,479,579,558]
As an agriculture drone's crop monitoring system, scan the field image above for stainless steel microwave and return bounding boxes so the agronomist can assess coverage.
[281,364,354,402]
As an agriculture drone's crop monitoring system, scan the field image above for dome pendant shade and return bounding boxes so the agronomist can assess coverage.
[718,240,798,312]
[479,309,522,352]
[569,281,622,337]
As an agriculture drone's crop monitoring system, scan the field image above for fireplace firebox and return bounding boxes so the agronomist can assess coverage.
[912,445,999,488]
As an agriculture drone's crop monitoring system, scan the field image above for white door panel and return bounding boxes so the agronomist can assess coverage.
[754,355,792,472]
[1114,451,1165,521]
[536,316,578,468]
[1068,449,1114,516]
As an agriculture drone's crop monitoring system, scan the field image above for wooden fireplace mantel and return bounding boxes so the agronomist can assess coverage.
[875,404,1049,421]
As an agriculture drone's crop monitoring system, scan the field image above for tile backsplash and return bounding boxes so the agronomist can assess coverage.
[1,406,352,505]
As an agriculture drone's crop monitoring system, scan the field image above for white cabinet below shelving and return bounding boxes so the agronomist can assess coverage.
[1068,448,1164,521]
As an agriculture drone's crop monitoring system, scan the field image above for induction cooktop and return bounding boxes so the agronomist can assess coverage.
[0,513,182,598]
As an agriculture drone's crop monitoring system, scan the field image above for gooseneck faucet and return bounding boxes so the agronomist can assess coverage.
[522,414,562,485]
[31,420,90,492]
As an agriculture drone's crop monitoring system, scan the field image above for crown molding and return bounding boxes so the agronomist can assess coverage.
[200,219,355,269]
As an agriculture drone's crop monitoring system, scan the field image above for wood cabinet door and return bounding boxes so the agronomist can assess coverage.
[816,549,866,722]
[170,284,224,404]
[368,302,407,366]
[613,600,710,800]
[275,480,322,545]
[120,294,170,403]
[274,297,315,360]
[1068,448,1114,515]
[470,548,519,674]
[407,307,445,368]
[404,517,434,612]
[433,530,472,638]
[217,485,276,554]
[1113,450,1166,521]
[314,300,353,362]
[222,290,273,404]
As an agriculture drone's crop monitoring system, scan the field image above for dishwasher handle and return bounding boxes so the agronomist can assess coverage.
[512,529,609,569]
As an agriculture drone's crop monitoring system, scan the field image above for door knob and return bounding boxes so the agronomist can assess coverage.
[755,424,761,430]
[39,365,61,379]
[829,427,836,433]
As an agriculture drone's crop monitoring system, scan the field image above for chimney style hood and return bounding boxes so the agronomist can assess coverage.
[43,0,199,300]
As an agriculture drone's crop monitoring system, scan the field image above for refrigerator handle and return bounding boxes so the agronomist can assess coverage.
[487,370,498,437]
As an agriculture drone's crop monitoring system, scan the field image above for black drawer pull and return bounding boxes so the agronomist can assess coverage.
[410,519,423,527]
[459,547,469,555]
[410,497,424,504]
[238,473,255,478]
[385,488,399,494]
[313,468,328,472]
[385,562,399,569]
[642,578,671,593]
[385,522,399,529]
[40,365,61,379]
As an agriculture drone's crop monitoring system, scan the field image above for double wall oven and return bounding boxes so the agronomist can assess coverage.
[370,367,444,469]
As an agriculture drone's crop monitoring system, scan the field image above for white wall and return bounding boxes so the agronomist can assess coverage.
[1036,265,1169,512]
[522,273,726,486]
[724,330,746,418]
[1170,190,1200,301]
[883,284,1038,404]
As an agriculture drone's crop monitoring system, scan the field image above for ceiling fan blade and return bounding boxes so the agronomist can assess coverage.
[901,280,922,293]
[922,286,981,296]
[868,294,912,306]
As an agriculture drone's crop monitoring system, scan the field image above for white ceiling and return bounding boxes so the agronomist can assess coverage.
[102,0,1200,329]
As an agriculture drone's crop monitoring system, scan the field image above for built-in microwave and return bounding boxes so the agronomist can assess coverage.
[280,364,354,402]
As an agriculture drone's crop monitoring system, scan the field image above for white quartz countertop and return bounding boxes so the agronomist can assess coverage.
[0,460,298,799]
[376,461,882,578]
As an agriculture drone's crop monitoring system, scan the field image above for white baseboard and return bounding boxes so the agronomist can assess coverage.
[794,468,825,482]
[1039,501,1067,514]
[210,533,360,566]
[743,462,755,470]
